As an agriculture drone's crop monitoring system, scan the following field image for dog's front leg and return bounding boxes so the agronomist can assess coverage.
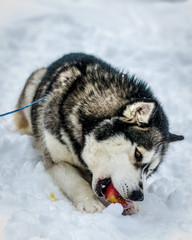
[48,162,104,213]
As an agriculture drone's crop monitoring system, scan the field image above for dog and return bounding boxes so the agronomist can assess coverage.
[15,53,184,214]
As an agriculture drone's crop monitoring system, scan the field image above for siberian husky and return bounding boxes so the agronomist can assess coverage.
[15,53,183,214]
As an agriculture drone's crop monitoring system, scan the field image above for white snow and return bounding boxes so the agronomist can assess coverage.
[0,0,192,239]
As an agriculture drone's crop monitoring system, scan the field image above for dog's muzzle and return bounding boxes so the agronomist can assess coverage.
[95,178,144,201]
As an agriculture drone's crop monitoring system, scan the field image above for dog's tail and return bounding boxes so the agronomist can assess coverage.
[14,68,47,135]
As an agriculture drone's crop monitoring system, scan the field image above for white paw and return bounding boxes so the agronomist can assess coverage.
[75,196,105,214]
[122,202,139,215]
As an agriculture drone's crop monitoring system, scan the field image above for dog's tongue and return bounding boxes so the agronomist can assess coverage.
[121,200,134,209]
[105,182,134,211]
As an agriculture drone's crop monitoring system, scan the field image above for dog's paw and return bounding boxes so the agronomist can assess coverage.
[75,197,105,214]
[122,202,139,215]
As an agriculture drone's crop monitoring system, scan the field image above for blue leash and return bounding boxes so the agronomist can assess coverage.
[0,95,49,117]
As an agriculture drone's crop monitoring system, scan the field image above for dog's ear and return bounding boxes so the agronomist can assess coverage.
[169,133,184,143]
[122,100,157,126]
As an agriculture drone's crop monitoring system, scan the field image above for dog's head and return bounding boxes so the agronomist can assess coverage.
[82,99,183,202]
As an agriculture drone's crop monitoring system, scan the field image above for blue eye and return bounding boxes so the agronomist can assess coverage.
[135,148,143,162]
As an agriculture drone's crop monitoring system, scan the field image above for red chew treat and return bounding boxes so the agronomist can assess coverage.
[105,182,122,203]
[105,182,126,204]
[105,182,133,209]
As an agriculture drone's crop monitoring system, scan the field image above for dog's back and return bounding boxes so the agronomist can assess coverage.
[15,53,152,142]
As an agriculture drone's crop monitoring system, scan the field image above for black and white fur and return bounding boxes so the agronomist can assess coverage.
[15,53,183,214]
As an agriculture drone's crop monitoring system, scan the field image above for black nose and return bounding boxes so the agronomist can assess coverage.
[130,190,144,201]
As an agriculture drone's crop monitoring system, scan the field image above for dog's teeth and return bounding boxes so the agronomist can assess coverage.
[101,184,106,188]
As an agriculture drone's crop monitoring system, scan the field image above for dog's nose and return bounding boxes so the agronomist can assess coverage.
[130,190,144,201]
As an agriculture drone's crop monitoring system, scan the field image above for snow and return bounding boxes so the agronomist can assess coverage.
[0,0,192,239]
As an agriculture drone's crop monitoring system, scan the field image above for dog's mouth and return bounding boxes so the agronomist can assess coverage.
[95,178,135,215]
[95,178,112,197]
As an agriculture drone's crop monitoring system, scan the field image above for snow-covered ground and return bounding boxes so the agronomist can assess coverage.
[0,0,192,239]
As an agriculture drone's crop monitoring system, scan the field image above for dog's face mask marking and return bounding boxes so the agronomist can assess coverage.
[82,132,156,201]
[82,100,183,202]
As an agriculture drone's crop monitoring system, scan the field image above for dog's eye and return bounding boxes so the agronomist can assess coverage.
[135,148,143,162]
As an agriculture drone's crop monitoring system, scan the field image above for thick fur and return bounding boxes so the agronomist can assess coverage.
[15,53,183,214]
